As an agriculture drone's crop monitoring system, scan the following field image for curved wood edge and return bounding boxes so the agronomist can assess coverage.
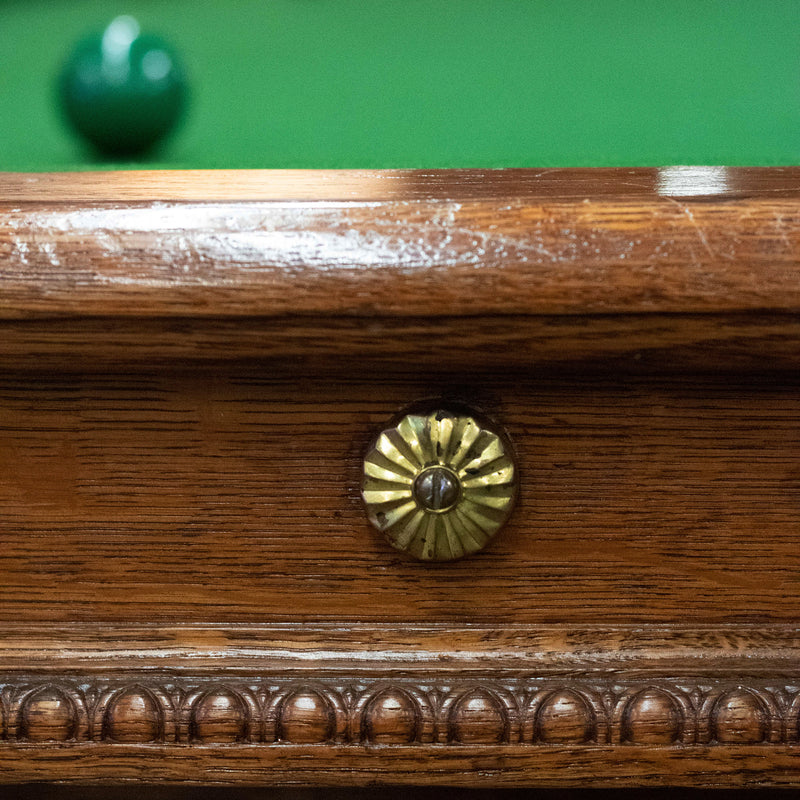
[2,169,800,323]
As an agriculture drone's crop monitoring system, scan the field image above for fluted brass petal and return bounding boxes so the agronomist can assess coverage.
[460,462,516,489]
[441,513,466,560]
[461,488,515,510]
[362,409,517,561]
[361,488,413,505]
[396,414,429,465]
[376,500,418,530]
[447,418,482,472]
[374,432,419,477]
[459,436,505,473]
[430,413,455,461]
[363,460,414,485]
[386,427,425,470]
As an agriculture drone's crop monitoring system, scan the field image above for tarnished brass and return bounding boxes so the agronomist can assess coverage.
[362,409,517,561]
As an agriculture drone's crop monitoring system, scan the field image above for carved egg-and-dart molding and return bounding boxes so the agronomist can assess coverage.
[362,409,517,561]
[1,677,794,746]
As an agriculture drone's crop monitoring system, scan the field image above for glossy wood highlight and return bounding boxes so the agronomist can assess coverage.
[3,169,800,324]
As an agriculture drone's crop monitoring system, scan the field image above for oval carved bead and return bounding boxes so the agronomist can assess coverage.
[535,690,595,744]
[278,689,335,743]
[193,689,247,743]
[363,689,419,744]
[449,690,506,744]
[621,689,682,744]
[712,689,768,744]
[104,687,161,743]
[19,687,76,742]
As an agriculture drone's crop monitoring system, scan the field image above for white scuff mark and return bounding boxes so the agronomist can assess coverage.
[682,204,730,261]
[3,199,608,282]
[657,194,734,263]
[775,215,793,250]
[14,239,29,265]
[39,241,61,267]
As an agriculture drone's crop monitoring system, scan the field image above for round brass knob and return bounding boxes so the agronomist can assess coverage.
[362,408,517,561]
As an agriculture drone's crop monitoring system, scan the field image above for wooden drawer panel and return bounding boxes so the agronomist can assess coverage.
[2,369,797,625]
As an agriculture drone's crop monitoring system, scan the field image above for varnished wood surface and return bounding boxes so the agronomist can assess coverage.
[3,167,800,201]
[0,369,798,625]
[6,791,797,800]
[11,791,791,800]
[0,622,799,785]
[3,169,800,325]
[1,313,800,373]
[3,624,799,674]
[9,790,794,800]
[1,618,796,786]
[5,743,800,788]
[3,168,800,786]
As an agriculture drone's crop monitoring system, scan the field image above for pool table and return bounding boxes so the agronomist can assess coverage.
[2,1,800,792]
[2,0,800,171]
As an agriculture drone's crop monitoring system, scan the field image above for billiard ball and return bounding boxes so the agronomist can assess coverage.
[58,16,186,157]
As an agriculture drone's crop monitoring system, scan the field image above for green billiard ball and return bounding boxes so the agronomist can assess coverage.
[59,16,186,157]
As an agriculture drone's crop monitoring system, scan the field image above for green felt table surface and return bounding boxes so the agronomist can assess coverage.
[1,0,799,171]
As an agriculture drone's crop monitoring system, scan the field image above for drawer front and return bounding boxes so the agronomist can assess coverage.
[1,368,798,626]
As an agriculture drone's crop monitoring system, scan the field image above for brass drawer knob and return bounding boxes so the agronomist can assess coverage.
[362,409,517,561]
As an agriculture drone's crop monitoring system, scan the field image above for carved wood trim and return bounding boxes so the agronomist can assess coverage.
[0,625,799,784]
[2,675,798,747]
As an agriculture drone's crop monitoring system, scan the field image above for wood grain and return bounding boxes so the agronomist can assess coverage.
[5,742,800,788]
[2,168,800,786]
[3,169,800,324]
[3,167,800,202]
[0,369,798,626]
[4,624,799,675]
[1,313,799,373]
